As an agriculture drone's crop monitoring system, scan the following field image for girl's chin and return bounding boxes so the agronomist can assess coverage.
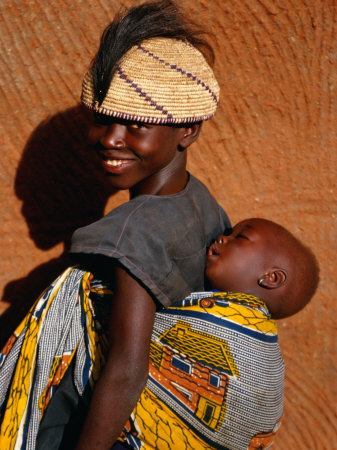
[104,175,133,191]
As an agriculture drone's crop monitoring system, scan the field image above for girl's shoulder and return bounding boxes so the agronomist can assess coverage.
[70,174,229,255]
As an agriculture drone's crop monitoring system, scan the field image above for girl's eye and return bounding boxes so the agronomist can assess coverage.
[129,122,147,129]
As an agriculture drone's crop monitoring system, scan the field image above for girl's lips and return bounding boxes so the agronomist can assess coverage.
[101,158,135,173]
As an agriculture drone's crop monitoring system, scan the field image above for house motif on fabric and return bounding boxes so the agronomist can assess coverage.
[149,320,240,430]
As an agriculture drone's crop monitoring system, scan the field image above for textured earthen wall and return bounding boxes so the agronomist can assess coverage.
[0,0,336,447]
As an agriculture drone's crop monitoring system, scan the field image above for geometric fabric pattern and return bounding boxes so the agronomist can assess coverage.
[119,291,284,449]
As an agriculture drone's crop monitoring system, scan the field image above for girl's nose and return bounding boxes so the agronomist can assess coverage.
[99,123,126,149]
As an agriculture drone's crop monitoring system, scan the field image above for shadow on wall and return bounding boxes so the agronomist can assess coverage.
[0,105,114,344]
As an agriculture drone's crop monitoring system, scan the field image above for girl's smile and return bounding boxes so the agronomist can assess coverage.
[101,155,137,172]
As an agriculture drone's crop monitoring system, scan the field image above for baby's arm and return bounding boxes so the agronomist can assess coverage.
[76,265,156,450]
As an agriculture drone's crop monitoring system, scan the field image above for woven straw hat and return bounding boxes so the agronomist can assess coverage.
[81,37,219,124]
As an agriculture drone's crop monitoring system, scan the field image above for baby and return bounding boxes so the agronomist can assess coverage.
[205,217,319,320]
[116,218,319,450]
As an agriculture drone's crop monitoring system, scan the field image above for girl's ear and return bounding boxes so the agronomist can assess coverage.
[178,123,202,150]
[258,269,287,290]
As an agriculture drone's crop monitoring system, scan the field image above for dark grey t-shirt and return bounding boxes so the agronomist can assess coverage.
[70,175,230,307]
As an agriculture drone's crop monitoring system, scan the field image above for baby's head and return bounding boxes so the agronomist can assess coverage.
[206,218,319,319]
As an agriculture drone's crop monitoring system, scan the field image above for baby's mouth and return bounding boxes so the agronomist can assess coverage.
[207,243,219,256]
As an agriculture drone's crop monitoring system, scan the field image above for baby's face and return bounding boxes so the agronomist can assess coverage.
[205,219,276,294]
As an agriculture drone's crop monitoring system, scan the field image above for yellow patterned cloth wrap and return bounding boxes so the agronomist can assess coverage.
[119,291,284,450]
[0,267,109,450]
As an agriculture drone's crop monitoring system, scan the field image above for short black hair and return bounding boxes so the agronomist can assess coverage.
[269,225,320,319]
[286,237,320,315]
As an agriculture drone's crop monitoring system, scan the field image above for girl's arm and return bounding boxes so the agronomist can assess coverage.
[76,265,156,450]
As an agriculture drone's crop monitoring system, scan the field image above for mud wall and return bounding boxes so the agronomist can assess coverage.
[0,0,336,447]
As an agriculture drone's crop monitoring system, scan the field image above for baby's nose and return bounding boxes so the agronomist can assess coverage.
[216,235,230,244]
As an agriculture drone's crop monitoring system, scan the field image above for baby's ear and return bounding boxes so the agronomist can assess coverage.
[258,269,287,290]
[178,123,202,150]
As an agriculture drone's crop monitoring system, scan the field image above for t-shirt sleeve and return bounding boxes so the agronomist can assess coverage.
[70,198,168,305]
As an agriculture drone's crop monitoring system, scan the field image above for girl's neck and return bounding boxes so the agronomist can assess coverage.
[129,151,188,198]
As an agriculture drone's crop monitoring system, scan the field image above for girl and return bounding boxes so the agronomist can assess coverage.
[0,1,230,449]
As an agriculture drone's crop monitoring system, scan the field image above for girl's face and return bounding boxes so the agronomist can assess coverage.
[88,114,192,196]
